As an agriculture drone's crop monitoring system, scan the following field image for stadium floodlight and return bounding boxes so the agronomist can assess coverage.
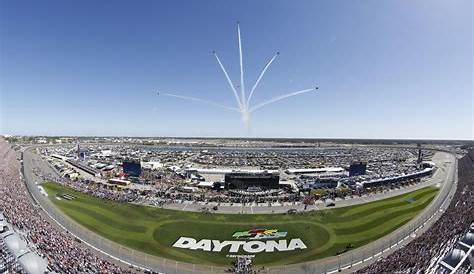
[157,22,319,132]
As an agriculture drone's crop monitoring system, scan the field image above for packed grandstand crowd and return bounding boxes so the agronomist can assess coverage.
[0,141,136,273]
[356,149,474,274]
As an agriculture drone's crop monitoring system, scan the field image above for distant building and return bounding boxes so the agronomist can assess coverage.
[79,151,86,161]
[303,178,339,189]
[349,162,367,177]
[286,167,344,175]
[66,159,101,177]
[358,164,435,188]
[224,172,279,190]
[108,178,131,186]
[417,144,423,165]
[123,160,142,177]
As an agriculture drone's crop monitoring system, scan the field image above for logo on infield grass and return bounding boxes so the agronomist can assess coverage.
[232,229,287,239]
[172,228,306,253]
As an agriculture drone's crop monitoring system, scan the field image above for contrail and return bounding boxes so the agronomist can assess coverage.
[246,52,279,107]
[237,23,246,111]
[157,22,318,134]
[158,92,240,112]
[213,52,244,111]
[250,87,318,113]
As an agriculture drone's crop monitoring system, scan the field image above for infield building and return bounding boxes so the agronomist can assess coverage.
[224,172,280,190]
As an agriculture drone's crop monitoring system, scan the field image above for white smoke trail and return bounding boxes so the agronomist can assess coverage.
[213,52,244,111]
[250,88,317,113]
[159,92,240,112]
[246,52,279,107]
[237,23,246,111]
[157,23,318,134]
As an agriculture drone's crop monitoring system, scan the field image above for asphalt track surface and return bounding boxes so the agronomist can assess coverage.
[21,145,457,274]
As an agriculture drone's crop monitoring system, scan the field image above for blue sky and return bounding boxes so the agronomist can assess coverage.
[1,0,472,139]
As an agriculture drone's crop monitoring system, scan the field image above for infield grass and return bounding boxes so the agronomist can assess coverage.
[43,183,438,266]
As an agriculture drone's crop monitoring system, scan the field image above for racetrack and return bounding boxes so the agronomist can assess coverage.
[43,182,438,266]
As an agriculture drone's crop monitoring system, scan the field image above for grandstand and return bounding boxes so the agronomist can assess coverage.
[224,172,280,190]
[358,162,435,188]
[357,149,474,274]
[0,139,136,274]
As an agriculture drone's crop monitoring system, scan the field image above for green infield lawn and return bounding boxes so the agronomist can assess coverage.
[43,183,438,266]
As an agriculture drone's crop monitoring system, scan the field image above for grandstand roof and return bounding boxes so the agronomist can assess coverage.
[443,249,466,266]
[4,232,28,257]
[460,232,474,246]
[18,252,48,274]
